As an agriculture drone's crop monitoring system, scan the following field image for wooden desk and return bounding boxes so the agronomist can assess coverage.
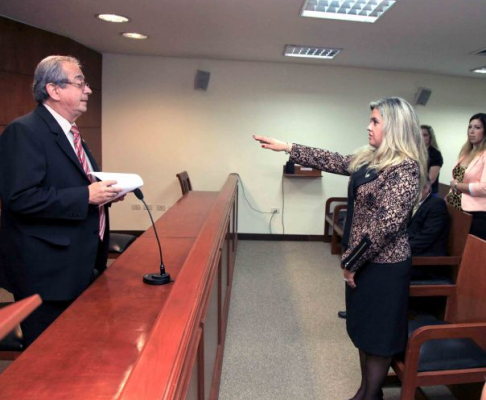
[0,174,239,400]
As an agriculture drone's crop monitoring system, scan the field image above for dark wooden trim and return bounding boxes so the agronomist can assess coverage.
[0,16,102,167]
[238,233,325,241]
[120,175,239,399]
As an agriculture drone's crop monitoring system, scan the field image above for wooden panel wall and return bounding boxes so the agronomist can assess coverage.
[0,16,103,166]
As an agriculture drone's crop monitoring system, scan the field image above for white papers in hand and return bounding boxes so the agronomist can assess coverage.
[89,172,143,204]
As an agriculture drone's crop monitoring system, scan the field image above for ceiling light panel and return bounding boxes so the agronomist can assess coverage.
[301,0,399,23]
[121,32,148,40]
[284,45,341,59]
[472,66,486,74]
[96,14,130,23]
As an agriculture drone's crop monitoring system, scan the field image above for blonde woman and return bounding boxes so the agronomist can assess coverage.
[254,97,427,400]
[446,113,486,240]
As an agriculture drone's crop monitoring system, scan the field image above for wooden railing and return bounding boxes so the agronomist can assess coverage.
[121,173,239,400]
[0,174,238,400]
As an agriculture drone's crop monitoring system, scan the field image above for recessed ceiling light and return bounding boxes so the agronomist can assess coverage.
[284,45,341,59]
[96,14,130,23]
[121,32,148,40]
[301,0,399,23]
[471,66,486,74]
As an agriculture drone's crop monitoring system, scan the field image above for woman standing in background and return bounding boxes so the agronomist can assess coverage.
[254,97,427,400]
[421,125,443,196]
[446,113,486,240]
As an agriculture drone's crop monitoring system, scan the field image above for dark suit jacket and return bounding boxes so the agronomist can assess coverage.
[0,105,109,301]
[408,195,449,256]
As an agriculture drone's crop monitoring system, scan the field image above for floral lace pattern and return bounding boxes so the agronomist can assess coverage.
[290,143,420,272]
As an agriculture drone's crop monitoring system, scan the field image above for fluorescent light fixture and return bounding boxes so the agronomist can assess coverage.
[472,66,486,74]
[284,45,341,59]
[96,14,130,23]
[121,32,148,40]
[301,0,399,23]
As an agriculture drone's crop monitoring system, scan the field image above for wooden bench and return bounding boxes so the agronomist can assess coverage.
[390,234,486,400]
[409,204,472,297]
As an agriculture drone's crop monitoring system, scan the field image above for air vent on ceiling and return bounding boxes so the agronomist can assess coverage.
[284,45,342,59]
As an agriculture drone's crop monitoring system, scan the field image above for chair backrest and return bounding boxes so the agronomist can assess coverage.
[176,171,192,195]
[446,234,486,327]
[446,204,472,256]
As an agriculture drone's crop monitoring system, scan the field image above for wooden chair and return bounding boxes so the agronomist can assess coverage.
[323,197,347,255]
[409,205,472,297]
[176,171,192,195]
[391,234,486,400]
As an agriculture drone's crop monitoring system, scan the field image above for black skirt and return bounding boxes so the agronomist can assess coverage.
[469,212,486,241]
[345,259,411,357]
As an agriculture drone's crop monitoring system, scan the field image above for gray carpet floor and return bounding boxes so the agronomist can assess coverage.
[219,241,456,400]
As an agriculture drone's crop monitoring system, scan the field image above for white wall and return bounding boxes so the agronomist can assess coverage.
[102,54,486,234]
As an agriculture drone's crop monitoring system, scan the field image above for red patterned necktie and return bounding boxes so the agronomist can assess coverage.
[71,124,106,240]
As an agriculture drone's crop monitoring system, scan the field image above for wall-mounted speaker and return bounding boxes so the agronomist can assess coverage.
[194,70,210,91]
[415,88,432,106]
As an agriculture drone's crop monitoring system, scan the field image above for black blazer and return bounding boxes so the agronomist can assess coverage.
[0,105,109,301]
[407,195,449,256]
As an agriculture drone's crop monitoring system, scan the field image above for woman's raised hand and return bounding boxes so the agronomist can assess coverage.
[253,135,291,152]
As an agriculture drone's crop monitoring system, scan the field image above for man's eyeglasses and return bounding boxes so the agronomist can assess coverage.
[56,80,90,90]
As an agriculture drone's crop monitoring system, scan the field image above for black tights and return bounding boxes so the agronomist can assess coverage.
[349,350,391,400]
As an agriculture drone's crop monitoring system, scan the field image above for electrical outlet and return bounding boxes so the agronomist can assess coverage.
[270,207,280,214]
[143,204,153,211]
[131,204,141,211]
[157,205,167,211]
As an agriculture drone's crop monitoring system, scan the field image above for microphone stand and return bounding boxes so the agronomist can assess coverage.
[133,189,172,285]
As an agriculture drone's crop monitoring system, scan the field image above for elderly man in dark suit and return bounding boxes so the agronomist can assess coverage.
[0,55,122,346]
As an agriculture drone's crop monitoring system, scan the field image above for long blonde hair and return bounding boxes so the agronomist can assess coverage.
[349,97,428,200]
[459,113,486,160]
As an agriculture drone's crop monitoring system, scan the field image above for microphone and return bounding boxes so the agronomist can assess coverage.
[133,188,172,285]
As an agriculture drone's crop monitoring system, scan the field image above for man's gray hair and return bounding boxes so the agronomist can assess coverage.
[32,55,81,103]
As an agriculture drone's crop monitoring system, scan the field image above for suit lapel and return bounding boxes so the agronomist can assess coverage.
[82,140,100,173]
[353,165,378,189]
[35,105,92,182]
